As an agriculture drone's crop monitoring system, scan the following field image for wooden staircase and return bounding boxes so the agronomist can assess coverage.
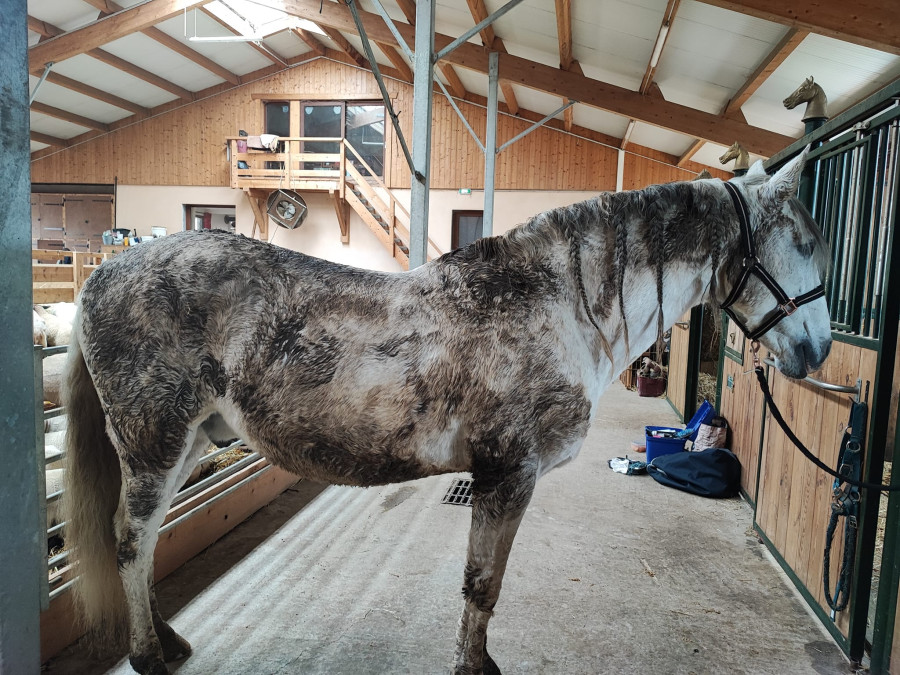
[340,141,442,270]
[230,136,441,269]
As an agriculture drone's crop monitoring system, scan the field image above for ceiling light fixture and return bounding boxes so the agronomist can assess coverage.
[649,22,670,69]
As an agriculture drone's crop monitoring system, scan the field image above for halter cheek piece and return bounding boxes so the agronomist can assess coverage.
[719,181,825,343]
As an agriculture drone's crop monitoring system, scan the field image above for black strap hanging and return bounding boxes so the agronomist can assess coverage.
[823,399,867,613]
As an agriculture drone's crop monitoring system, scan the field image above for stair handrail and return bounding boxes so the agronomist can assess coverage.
[343,139,443,260]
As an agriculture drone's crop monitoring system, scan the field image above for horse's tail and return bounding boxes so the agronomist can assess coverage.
[61,321,128,648]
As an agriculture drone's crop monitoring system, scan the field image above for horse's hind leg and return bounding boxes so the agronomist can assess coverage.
[149,579,191,661]
[115,425,209,674]
[453,463,537,675]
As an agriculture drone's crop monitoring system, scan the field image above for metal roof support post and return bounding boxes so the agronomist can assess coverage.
[0,3,41,673]
[409,0,435,269]
[483,51,499,239]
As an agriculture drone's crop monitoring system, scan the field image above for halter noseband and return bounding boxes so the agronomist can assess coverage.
[719,181,825,342]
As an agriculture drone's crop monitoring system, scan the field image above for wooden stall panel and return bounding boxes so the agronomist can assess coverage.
[666,310,692,420]
[755,340,877,637]
[718,332,766,502]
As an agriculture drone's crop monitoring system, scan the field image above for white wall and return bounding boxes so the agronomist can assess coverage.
[115,185,402,273]
[115,185,599,272]
[391,189,600,254]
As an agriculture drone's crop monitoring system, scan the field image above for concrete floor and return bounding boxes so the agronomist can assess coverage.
[46,382,851,675]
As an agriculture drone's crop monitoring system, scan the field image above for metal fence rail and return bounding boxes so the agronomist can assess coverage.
[808,107,900,341]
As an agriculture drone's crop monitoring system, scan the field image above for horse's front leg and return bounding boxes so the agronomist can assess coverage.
[453,462,537,675]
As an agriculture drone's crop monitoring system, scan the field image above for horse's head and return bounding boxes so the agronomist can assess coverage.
[783,76,818,110]
[716,149,832,379]
[719,141,741,164]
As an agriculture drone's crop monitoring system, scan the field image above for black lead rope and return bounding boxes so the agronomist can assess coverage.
[751,347,897,492]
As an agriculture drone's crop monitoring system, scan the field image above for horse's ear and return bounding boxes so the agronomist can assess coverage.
[746,160,766,178]
[764,145,810,203]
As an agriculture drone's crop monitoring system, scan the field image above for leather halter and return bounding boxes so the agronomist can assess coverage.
[719,181,825,342]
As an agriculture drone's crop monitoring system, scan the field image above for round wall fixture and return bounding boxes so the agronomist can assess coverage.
[266,190,308,229]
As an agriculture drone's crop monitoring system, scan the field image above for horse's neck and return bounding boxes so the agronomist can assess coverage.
[735,149,750,171]
[803,85,828,121]
[581,185,730,372]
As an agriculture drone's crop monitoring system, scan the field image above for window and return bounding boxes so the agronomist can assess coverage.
[346,104,385,177]
[452,210,483,250]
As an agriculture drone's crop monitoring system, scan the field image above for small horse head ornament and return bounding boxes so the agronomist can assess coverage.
[784,76,828,122]
[719,141,749,172]
[717,149,832,379]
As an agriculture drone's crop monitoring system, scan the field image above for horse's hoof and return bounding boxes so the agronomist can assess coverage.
[129,654,169,675]
[159,630,192,662]
[483,649,502,675]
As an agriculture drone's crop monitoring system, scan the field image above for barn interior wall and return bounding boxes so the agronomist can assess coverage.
[29,58,729,191]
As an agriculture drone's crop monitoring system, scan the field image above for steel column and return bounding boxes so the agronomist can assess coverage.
[0,0,41,672]
[482,52,499,239]
[408,0,435,269]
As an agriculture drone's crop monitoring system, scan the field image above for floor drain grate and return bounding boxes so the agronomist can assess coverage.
[442,478,473,507]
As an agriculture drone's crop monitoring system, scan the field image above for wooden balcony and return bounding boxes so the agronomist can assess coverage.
[227,136,345,191]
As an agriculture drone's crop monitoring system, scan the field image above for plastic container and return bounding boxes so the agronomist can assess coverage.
[645,401,717,462]
[645,426,686,461]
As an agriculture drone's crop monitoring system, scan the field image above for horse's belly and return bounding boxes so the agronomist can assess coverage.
[225,402,469,487]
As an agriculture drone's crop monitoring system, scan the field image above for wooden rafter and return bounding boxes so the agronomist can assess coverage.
[277,0,792,155]
[28,14,193,101]
[639,0,680,95]
[292,28,326,57]
[29,0,209,71]
[43,71,149,115]
[464,0,519,115]
[79,0,241,85]
[320,26,368,69]
[677,139,704,167]
[694,0,900,56]
[85,48,194,101]
[30,102,110,132]
[554,0,573,70]
[376,42,413,83]
[31,131,70,148]
[438,62,467,100]
[554,0,577,133]
[723,28,808,118]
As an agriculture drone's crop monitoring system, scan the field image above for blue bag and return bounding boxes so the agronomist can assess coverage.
[647,447,741,498]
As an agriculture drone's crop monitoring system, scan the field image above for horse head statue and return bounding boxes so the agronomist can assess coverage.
[783,76,828,122]
[714,149,832,378]
[719,142,750,171]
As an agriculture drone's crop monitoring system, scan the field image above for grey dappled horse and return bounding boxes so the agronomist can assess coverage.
[62,149,831,675]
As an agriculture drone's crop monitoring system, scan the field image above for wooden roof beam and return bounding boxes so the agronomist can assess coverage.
[677,139,704,167]
[30,101,110,132]
[42,71,149,115]
[464,0,518,115]
[29,0,209,71]
[31,131,70,148]
[438,62,467,99]
[723,28,808,118]
[554,0,576,132]
[276,0,791,155]
[639,0,680,94]
[319,26,369,69]
[376,42,413,82]
[694,0,899,56]
[291,28,326,57]
[79,0,241,85]
[28,14,194,101]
